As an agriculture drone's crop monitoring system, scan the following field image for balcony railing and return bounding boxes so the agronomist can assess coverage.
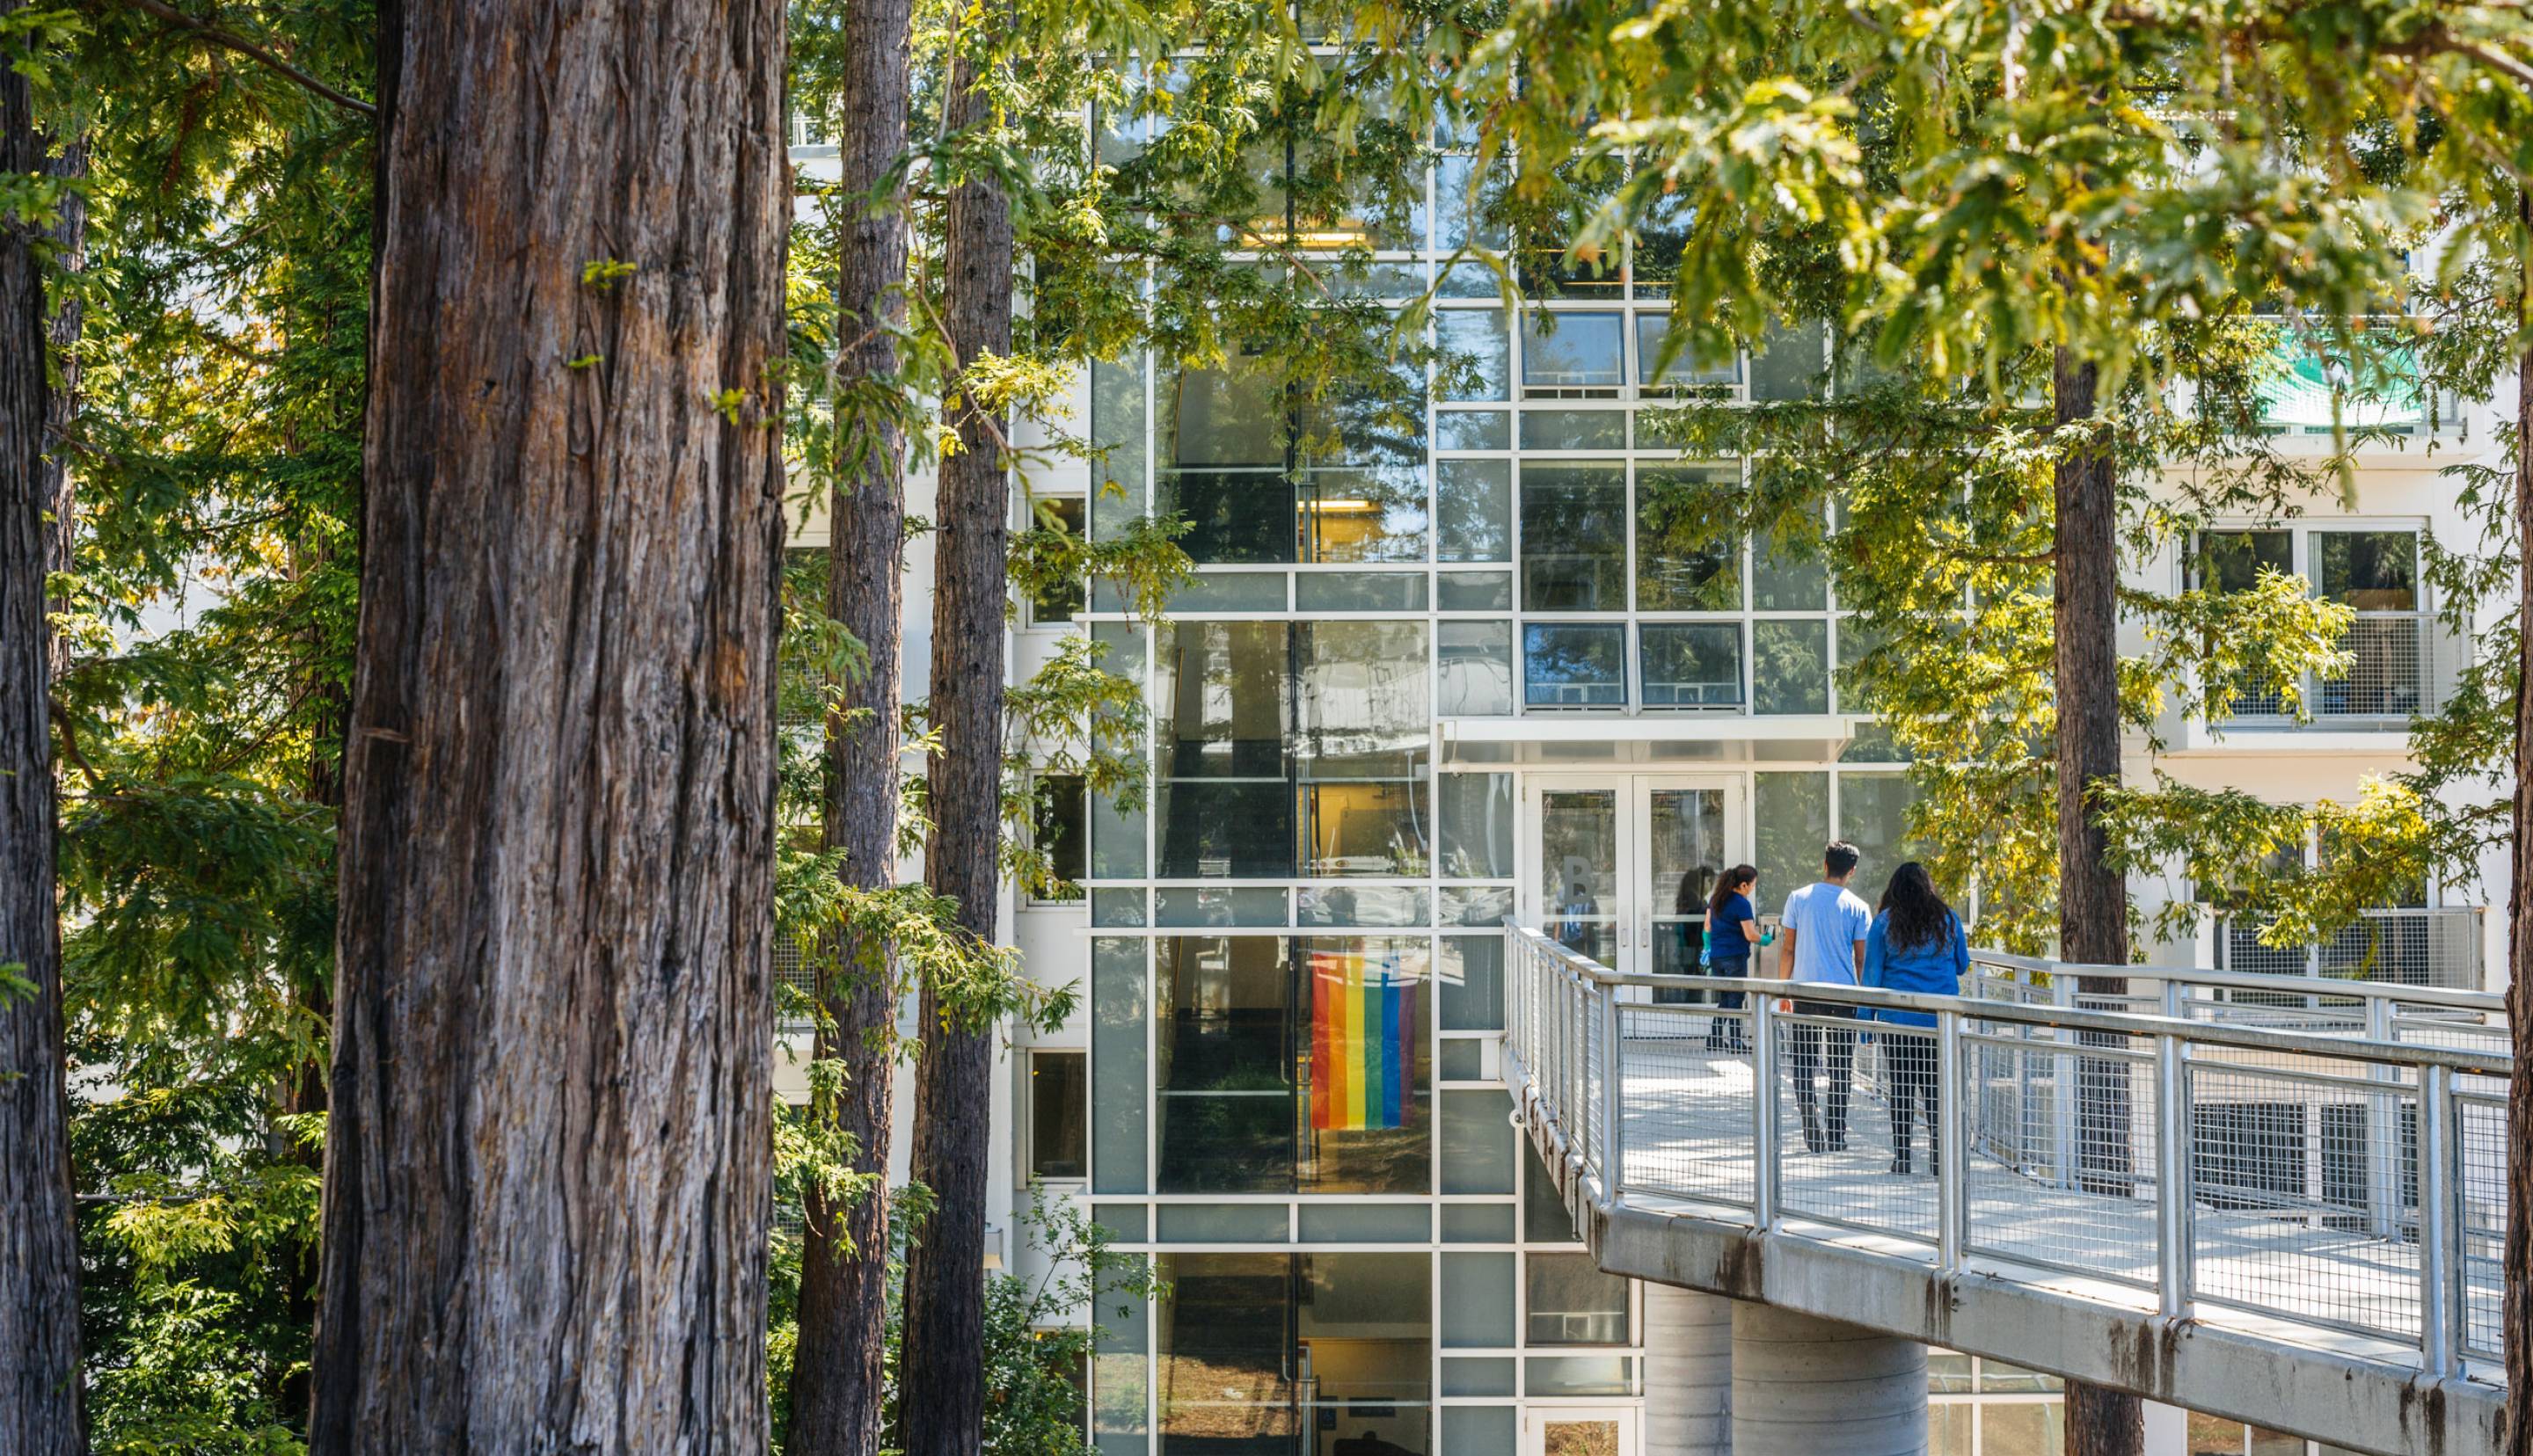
[2219,614,2457,729]
[2215,908,2485,992]
[1503,921,2512,1381]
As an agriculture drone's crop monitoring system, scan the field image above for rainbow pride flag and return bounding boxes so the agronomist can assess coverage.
[1309,948,1417,1131]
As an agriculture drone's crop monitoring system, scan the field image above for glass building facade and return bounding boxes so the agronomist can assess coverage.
[782,31,2496,1456]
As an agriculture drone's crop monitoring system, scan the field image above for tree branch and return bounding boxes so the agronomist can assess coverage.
[107,0,377,118]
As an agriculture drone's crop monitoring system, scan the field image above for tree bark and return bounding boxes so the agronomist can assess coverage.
[0,42,85,1455]
[306,0,788,1447]
[2054,346,2143,1456]
[2503,184,2533,1456]
[896,32,1015,1456]
[785,0,915,1448]
[40,137,82,680]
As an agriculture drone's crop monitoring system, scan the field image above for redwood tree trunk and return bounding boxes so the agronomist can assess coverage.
[306,0,788,1447]
[2054,346,2143,1456]
[896,33,1015,1456]
[785,0,915,1446]
[2503,186,2533,1456]
[0,43,85,1455]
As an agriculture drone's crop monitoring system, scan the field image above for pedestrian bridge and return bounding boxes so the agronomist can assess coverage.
[1500,922,2512,1456]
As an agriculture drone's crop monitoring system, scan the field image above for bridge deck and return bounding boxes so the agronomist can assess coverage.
[1606,1034,2498,1361]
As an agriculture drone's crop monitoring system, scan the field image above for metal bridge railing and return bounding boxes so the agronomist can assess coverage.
[1502,921,2513,1379]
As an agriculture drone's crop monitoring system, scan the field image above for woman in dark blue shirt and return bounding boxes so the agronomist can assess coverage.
[1862,861,1970,1176]
[1702,864,1762,1051]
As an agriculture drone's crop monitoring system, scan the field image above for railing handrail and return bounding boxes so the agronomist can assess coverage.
[1506,921,2508,1077]
[1968,945,2503,1014]
[1500,914,2509,1402]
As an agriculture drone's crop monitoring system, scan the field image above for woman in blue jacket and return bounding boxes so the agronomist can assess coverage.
[1862,862,1969,1176]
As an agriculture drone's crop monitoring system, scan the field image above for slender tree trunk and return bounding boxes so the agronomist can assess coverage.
[2054,346,2144,1456]
[785,1,915,1448]
[0,46,84,1454]
[306,0,788,1447]
[2503,185,2533,1456]
[2056,369,2146,1452]
[896,32,1015,1456]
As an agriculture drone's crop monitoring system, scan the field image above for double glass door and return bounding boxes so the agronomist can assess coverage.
[1529,775,1741,980]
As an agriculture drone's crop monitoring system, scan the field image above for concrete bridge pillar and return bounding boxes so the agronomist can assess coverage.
[1729,1302,1927,1456]
[1643,1285,1734,1455]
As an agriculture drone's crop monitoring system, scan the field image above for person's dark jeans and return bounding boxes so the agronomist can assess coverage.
[1785,1001,1856,1151]
[1884,1028,1939,1172]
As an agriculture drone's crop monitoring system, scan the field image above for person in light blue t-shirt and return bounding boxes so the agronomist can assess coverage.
[1774,841,1873,1153]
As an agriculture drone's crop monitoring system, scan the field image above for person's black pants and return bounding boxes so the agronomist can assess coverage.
[1883,1029,1939,1171]
[1785,1001,1856,1151]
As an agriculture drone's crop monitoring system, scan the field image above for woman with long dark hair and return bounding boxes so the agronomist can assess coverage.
[1862,862,1969,1175]
[1700,864,1763,1051]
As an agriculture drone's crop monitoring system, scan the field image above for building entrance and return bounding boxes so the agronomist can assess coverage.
[1524,775,1746,989]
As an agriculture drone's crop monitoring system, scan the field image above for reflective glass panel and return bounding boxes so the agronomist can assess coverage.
[1640,625,1743,710]
[1521,463,1627,610]
[1635,465,1741,610]
[1156,936,1294,1192]
[1524,623,1627,709]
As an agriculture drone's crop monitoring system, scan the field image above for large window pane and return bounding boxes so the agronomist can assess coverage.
[1441,1088,1515,1193]
[1521,310,1624,390]
[1750,517,1828,609]
[1752,618,1829,715]
[1157,1254,1297,1455]
[1754,773,1831,917]
[1297,622,1430,877]
[1521,463,1626,610]
[1523,623,1626,708]
[1437,460,1512,562]
[1634,311,1738,389]
[1440,935,1505,1030]
[1836,772,1922,908]
[1092,937,1149,1193]
[1300,466,1426,564]
[1748,318,1827,401]
[1640,625,1743,710]
[1525,1252,1629,1344]
[1033,773,1089,897]
[2196,529,2293,593]
[2315,530,2420,609]
[1304,1252,1434,1454]
[1635,465,1741,609]
[1298,937,1432,1194]
[1158,622,1295,878]
[1435,155,1507,251]
[1090,354,1150,540]
[1522,1141,1580,1242]
[1442,1251,1516,1348]
[1157,937,1295,1192]
[1160,469,1296,564]
[1438,621,1515,716]
[1091,622,1148,879]
[1438,774,1515,878]
[1092,1253,1150,1453]
[1438,309,1511,402]
[1030,1050,1088,1181]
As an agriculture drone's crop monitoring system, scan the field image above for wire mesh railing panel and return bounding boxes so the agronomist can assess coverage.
[1771,1010,1942,1245]
[2459,1089,2506,1363]
[1502,923,2509,1378]
[1958,1025,2163,1288]
[2320,615,2427,718]
[1616,1002,1756,1211]
[2184,1059,2422,1343]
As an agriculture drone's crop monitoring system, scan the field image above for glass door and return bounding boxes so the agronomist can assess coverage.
[1528,776,1741,980]
[1534,782,1622,968]
[1637,779,1734,999]
[1525,1408,1636,1456]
